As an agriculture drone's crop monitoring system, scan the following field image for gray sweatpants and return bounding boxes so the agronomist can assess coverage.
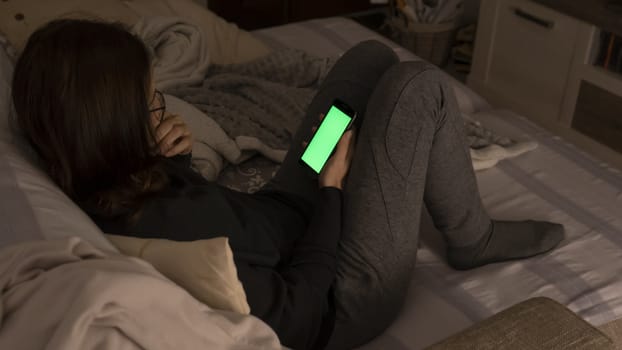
[265,40,491,349]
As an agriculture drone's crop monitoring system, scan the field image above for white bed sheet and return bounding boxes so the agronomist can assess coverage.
[362,110,622,349]
[256,18,622,349]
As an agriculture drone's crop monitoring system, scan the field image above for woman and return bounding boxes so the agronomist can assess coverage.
[12,19,564,350]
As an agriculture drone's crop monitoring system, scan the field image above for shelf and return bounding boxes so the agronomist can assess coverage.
[572,81,622,154]
[570,31,622,158]
[580,64,622,93]
[591,30,622,76]
[574,27,622,100]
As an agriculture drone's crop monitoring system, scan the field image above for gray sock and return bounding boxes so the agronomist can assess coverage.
[447,220,565,270]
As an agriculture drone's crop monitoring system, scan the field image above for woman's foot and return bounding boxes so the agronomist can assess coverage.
[446,220,565,270]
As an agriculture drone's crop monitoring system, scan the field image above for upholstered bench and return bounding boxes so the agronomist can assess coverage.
[427,297,615,350]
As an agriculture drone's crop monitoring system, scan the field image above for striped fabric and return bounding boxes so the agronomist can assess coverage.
[256,18,622,349]
[416,110,622,317]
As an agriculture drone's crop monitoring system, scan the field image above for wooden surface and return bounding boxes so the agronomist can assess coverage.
[208,0,382,30]
[572,81,622,154]
[208,0,288,30]
[289,0,380,22]
[531,0,622,35]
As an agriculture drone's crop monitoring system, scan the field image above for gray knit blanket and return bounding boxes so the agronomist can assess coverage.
[168,49,335,150]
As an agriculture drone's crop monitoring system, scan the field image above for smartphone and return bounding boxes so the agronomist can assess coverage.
[300,99,357,174]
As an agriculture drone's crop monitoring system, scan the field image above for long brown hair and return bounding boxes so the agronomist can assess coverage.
[12,19,167,219]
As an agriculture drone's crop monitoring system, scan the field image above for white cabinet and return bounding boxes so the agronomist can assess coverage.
[468,0,622,167]
[469,0,586,123]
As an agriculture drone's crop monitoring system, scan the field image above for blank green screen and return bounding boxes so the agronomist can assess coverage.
[301,105,351,173]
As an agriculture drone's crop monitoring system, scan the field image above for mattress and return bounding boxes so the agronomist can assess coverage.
[255,18,622,349]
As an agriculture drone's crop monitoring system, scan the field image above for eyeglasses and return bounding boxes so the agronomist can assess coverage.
[149,89,166,123]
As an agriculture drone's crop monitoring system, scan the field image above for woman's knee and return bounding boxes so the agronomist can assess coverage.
[333,40,400,79]
[348,40,399,65]
[370,61,449,126]
[361,62,449,176]
[384,61,446,96]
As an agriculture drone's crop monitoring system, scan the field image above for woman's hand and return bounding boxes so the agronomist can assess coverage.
[318,129,356,190]
[154,112,193,157]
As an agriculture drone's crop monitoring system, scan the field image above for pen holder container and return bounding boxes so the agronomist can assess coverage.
[386,18,457,67]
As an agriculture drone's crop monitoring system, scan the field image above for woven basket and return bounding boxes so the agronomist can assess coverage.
[386,18,457,67]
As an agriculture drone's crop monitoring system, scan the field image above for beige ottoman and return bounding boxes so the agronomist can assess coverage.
[599,318,622,350]
[426,297,614,350]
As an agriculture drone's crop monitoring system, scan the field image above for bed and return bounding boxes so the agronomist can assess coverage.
[248,17,622,349]
[1,2,622,349]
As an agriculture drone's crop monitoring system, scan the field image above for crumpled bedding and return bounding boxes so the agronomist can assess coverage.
[133,16,538,182]
[166,48,335,180]
[464,115,538,171]
[0,237,285,350]
[133,16,211,91]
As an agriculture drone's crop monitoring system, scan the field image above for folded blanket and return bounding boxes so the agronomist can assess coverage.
[0,237,285,350]
[465,115,538,171]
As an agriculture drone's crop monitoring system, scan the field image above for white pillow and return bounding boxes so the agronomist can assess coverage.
[106,234,250,314]
[0,140,118,252]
